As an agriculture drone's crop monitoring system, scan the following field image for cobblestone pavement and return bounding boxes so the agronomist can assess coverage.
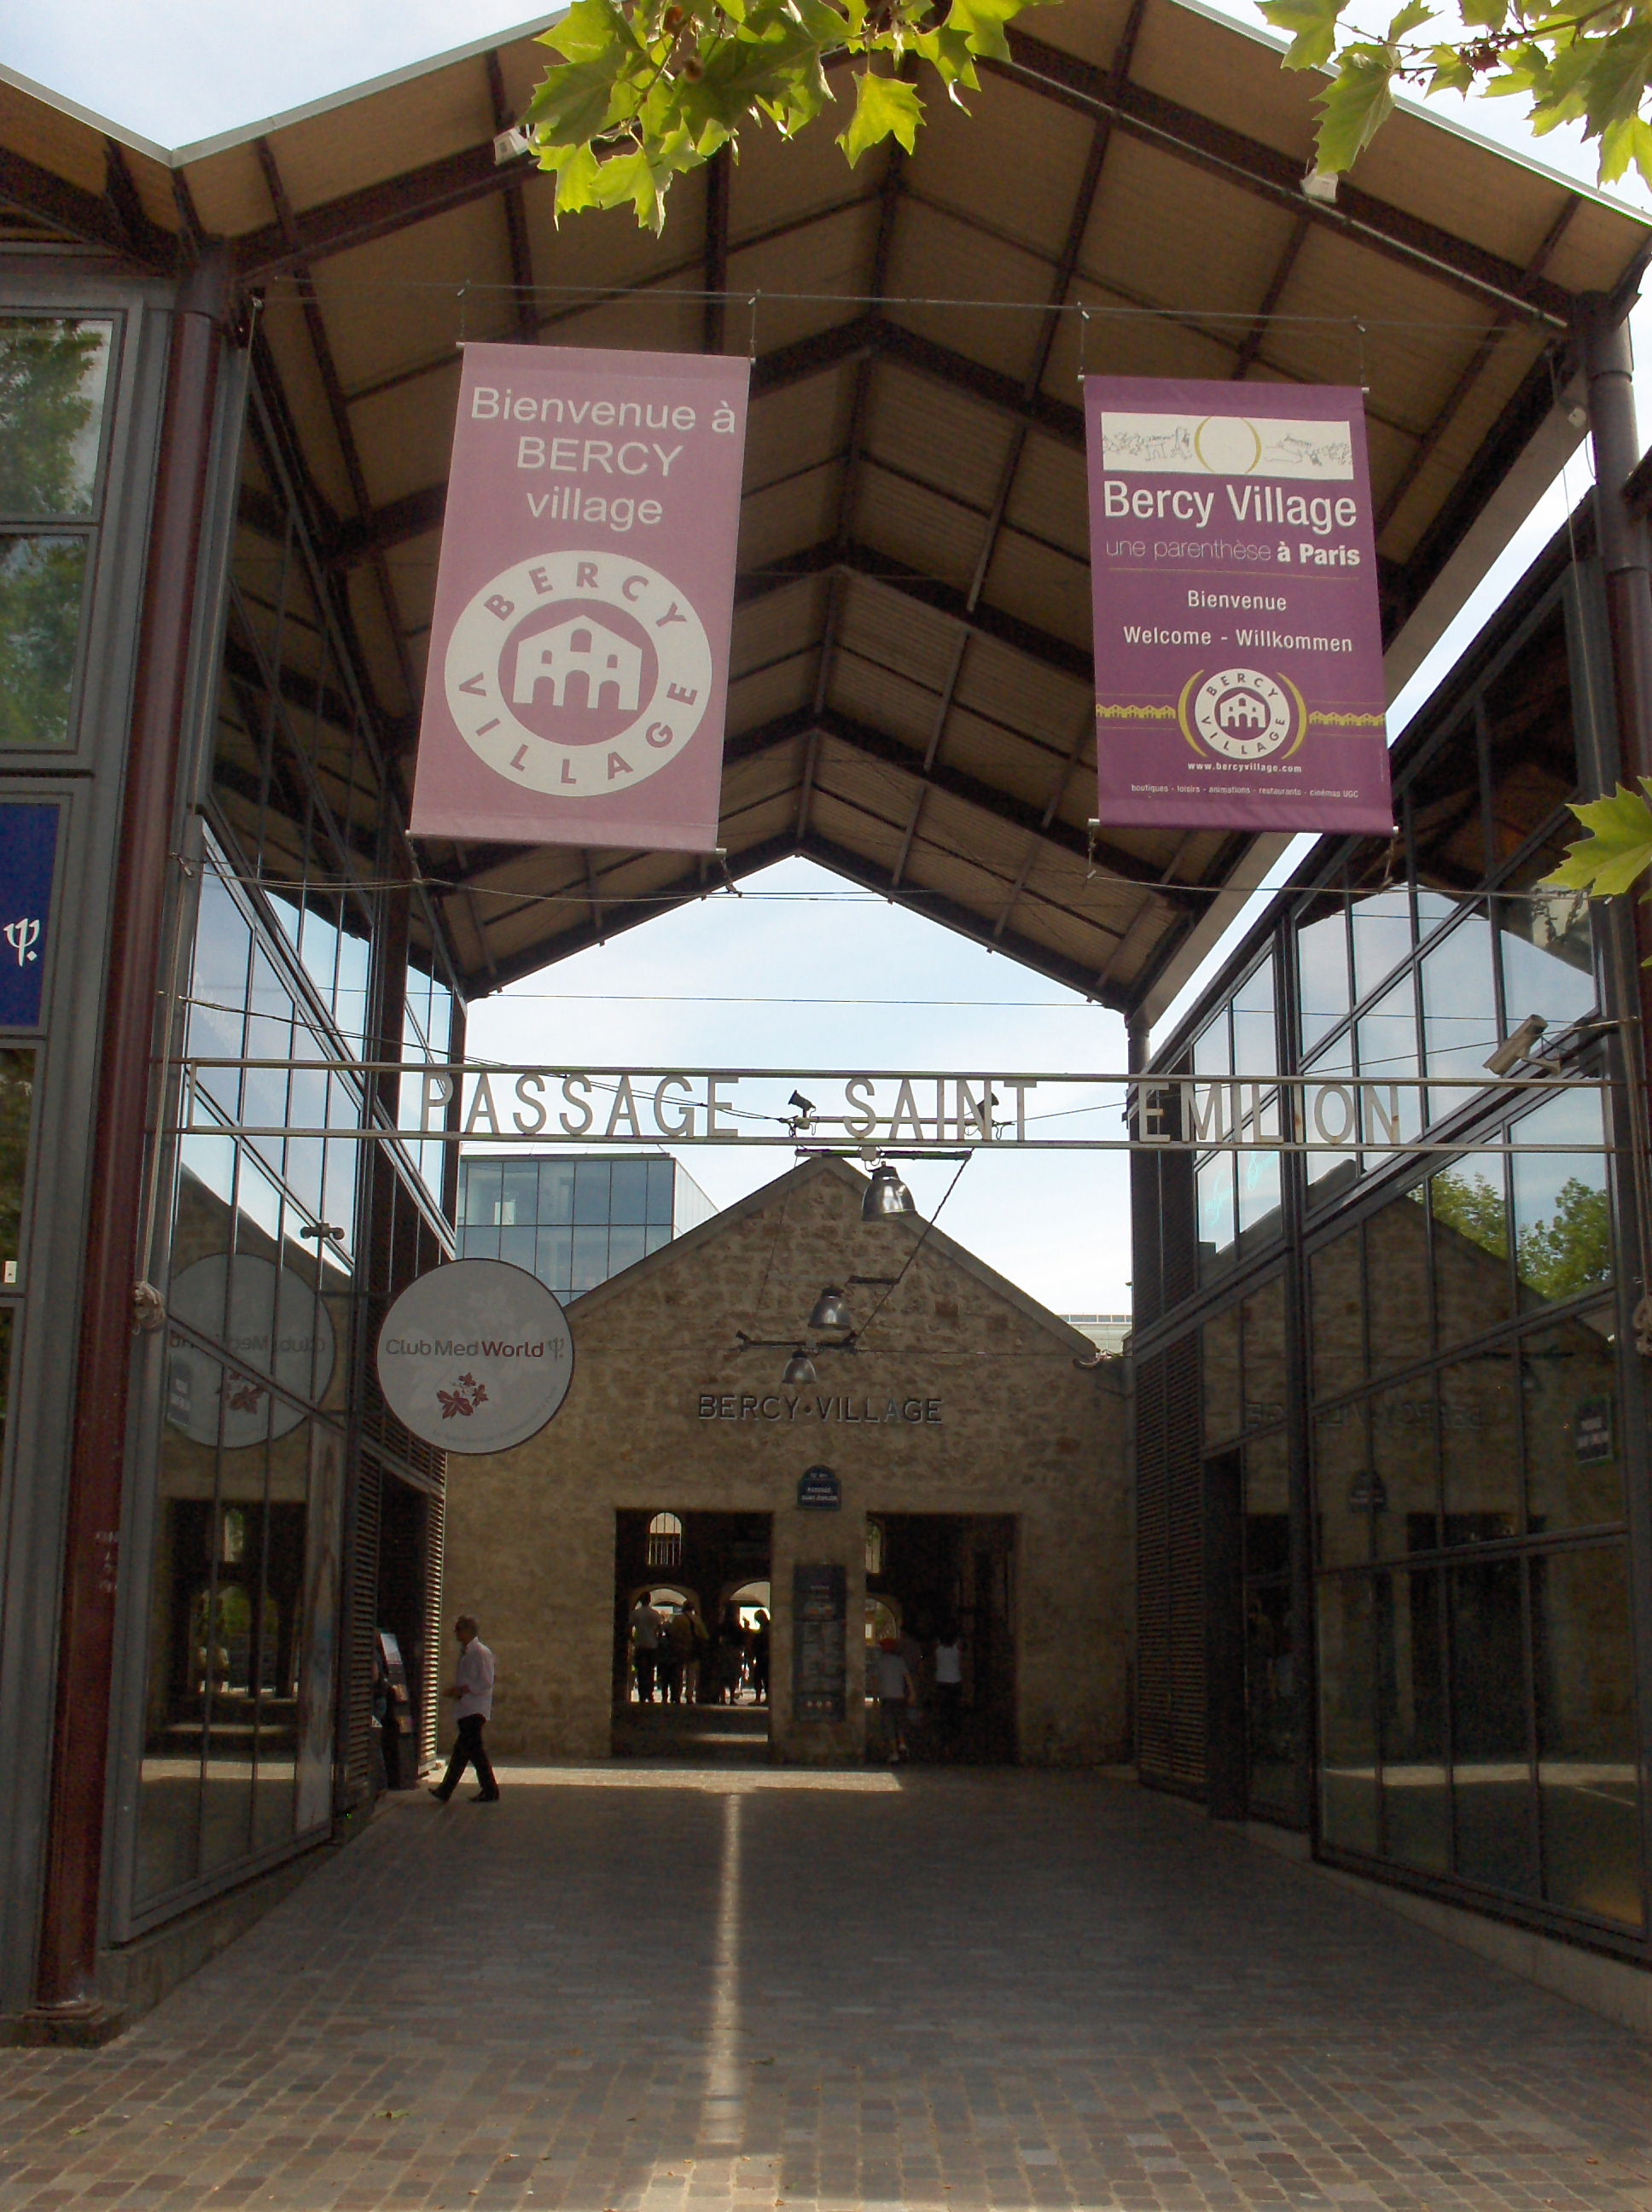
[2,1770,1649,2212]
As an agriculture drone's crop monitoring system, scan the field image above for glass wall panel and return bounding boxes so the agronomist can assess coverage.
[1236,1146,1282,1258]
[136,1431,211,1906]
[1439,1349,1519,1541]
[0,534,88,747]
[1242,1277,1287,1432]
[1311,1225,1364,1399]
[1193,1010,1230,1077]
[571,1225,608,1292]
[499,1224,536,1271]
[1304,1029,1357,1205]
[1509,1089,1611,1313]
[609,1158,649,1223]
[1483,607,1577,869]
[1500,885,1595,1038]
[573,1161,611,1225]
[1421,911,1498,1119]
[498,1160,540,1228]
[1357,980,1422,1143]
[1315,1402,1370,1567]
[608,1223,647,1276]
[1202,1304,1242,1444]
[1351,889,1413,1004]
[1231,958,1276,1077]
[1362,1188,1430,1381]
[1409,719,1485,893]
[1244,1431,1296,1818]
[540,1159,576,1224]
[1296,898,1350,1057]
[1377,1564,1449,1873]
[1244,1429,1291,1580]
[535,1225,573,1292]
[1521,1307,1622,1532]
[0,317,113,514]
[1370,1377,1439,1556]
[1532,1545,1642,1926]
[1450,1557,1538,1895]
[1196,1154,1236,1284]
[1319,1574,1378,1853]
[645,1159,674,1225]
[1431,1152,1511,1348]
[462,1161,501,1227]
[0,1047,35,1282]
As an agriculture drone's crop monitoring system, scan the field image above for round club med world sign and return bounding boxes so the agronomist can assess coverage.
[375,1259,573,1453]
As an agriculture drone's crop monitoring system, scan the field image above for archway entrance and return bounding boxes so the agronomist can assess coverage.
[866,1513,1018,1763]
[611,1510,772,1761]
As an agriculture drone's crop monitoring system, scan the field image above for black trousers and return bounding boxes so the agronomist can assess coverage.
[436,1711,497,1798]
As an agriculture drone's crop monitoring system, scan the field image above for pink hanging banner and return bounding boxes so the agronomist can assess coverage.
[1085,377,1392,835]
[410,343,751,851]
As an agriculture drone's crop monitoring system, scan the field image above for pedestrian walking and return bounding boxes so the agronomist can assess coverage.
[873,1634,915,1762]
[932,1623,964,1756]
[428,1614,499,1802]
[629,1592,662,1702]
[750,1608,771,1703]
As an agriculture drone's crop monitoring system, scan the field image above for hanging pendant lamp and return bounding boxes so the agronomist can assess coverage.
[862,1162,916,1220]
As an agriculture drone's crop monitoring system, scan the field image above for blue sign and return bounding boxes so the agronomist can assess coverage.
[0,804,59,1028]
[797,1464,841,1511]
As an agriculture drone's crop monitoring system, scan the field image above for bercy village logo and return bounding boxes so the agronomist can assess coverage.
[444,551,713,797]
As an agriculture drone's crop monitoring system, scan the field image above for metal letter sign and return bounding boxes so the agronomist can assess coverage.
[375,1259,574,1453]
[410,343,751,853]
[1085,379,1393,835]
[0,802,59,1027]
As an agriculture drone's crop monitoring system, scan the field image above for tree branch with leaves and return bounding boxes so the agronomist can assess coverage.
[521,0,1044,230]
[1259,0,1652,192]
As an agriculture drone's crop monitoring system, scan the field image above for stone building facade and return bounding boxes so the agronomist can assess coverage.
[442,1157,1130,1766]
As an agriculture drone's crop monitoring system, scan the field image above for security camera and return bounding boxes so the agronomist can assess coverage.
[1484,1015,1549,1076]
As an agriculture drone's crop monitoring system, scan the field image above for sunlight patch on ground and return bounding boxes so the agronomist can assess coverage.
[471,1763,902,1791]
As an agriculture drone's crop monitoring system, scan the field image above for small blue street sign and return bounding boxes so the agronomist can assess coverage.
[797,1464,841,1511]
[0,804,59,1029]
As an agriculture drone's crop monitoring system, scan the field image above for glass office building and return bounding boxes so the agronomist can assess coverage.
[457,1154,715,1298]
[1131,522,1652,1965]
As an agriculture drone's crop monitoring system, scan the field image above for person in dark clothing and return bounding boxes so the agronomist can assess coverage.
[750,1609,771,1704]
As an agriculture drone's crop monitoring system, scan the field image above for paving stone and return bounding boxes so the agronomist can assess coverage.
[0,1776,1648,2211]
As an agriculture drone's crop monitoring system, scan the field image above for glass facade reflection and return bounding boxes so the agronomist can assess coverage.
[128,352,462,1922]
[457,1152,715,1297]
[1133,545,1650,1959]
[0,318,111,750]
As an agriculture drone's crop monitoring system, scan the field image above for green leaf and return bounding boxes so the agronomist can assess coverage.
[1259,0,1348,72]
[1599,108,1652,183]
[1426,43,1475,93]
[526,56,634,143]
[538,0,632,63]
[1574,17,1652,133]
[944,0,1026,64]
[836,69,924,162]
[1457,0,1508,27]
[1539,783,1652,897]
[1312,49,1396,172]
[1387,0,1434,39]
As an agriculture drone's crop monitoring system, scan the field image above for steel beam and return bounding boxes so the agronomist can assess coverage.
[997,27,1579,326]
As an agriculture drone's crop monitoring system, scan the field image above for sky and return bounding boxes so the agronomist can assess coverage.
[14,0,1646,1314]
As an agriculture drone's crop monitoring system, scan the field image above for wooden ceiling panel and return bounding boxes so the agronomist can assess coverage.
[738,457,841,573]
[903,68,1096,266]
[9,0,1643,1013]
[852,461,992,593]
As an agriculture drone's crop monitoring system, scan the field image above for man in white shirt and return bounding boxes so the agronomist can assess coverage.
[429,1614,499,1802]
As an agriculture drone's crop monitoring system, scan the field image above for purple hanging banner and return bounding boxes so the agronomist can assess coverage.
[1085,378,1392,835]
[410,343,750,853]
